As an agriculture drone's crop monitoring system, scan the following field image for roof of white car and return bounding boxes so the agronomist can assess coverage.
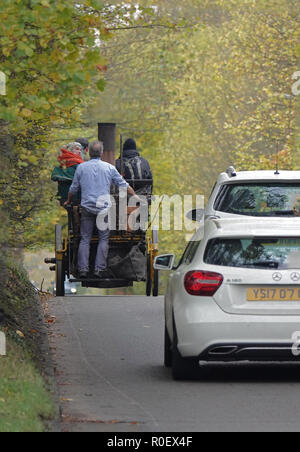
[205,217,300,239]
[218,170,300,184]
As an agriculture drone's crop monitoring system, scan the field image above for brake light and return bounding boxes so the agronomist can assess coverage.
[184,271,223,296]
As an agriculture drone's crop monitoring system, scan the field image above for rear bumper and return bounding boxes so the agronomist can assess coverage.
[199,343,299,362]
[174,298,300,360]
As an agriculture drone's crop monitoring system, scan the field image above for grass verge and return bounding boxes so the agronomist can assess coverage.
[0,259,56,432]
[0,338,54,432]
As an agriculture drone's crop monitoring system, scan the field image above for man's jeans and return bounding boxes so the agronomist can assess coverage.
[78,208,110,273]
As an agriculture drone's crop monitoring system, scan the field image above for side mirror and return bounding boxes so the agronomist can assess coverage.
[154,254,175,271]
[186,208,204,222]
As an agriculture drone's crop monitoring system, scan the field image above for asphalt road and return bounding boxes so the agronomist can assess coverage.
[48,295,300,432]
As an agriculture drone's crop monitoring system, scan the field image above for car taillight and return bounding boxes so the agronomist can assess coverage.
[184,271,223,296]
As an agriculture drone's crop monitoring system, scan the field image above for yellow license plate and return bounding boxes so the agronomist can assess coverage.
[247,287,300,302]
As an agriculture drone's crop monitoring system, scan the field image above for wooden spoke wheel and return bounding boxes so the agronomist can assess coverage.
[55,225,65,297]
[152,268,159,297]
[146,253,152,297]
[146,229,159,297]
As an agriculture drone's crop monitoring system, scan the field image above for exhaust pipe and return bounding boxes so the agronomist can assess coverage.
[209,346,239,356]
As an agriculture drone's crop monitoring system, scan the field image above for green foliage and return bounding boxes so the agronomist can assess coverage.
[0,1,109,128]
[162,0,299,193]
[0,0,163,248]
[0,0,103,247]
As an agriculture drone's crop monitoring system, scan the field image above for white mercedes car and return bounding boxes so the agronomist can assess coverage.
[155,218,300,380]
[192,169,300,222]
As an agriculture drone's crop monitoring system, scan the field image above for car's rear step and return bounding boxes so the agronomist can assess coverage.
[70,278,133,288]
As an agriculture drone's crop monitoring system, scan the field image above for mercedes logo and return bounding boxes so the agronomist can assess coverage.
[272,272,282,282]
[291,272,300,282]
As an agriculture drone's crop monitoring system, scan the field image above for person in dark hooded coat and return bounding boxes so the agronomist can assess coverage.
[116,139,153,195]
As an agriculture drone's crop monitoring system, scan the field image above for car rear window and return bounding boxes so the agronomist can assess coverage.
[214,183,300,217]
[204,237,300,269]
